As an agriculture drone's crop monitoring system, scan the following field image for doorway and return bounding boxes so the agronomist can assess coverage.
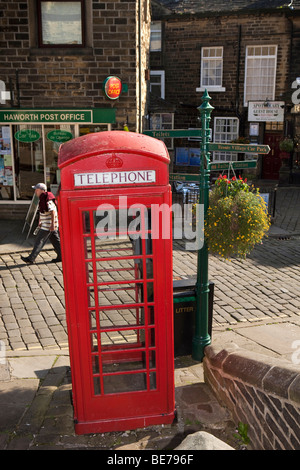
[262,132,282,179]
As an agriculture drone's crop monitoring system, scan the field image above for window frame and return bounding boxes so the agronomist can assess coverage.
[37,0,85,48]
[150,70,165,99]
[150,21,162,52]
[213,117,239,162]
[197,46,225,92]
[244,45,277,106]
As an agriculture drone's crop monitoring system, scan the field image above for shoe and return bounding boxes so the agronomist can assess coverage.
[21,255,34,264]
[51,257,62,263]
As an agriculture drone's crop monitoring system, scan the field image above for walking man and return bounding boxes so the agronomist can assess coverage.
[21,183,61,264]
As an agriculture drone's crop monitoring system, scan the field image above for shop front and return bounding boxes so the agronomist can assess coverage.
[0,108,115,203]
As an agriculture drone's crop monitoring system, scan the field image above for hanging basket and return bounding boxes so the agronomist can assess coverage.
[205,175,271,259]
[279,138,294,153]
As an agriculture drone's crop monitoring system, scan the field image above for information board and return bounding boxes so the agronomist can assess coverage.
[22,193,39,239]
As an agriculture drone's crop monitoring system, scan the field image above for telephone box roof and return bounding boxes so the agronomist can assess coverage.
[58,131,170,169]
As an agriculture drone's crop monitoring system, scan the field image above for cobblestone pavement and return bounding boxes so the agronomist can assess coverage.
[1,232,300,352]
[174,236,300,326]
[0,251,67,351]
[0,187,300,451]
[273,186,300,233]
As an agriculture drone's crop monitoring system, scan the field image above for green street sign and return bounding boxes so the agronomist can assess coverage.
[169,173,199,182]
[144,130,270,155]
[208,143,270,154]
[0,108,116,124]
[210,160,257,171]
[14,129,40,143]
[47,129,73,143]
[144,129,202,139]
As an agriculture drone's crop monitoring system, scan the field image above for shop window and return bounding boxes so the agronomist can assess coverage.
[37,0,84,47]
[0,126,13,200]
[79,125,109,137]
[265,122,284,132]
[213,117,239,162]
[244,45,277,106]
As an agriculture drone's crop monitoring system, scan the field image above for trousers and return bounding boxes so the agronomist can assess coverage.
[29,228,61,261]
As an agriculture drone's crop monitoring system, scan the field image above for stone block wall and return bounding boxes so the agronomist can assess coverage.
[152,12,292,131]
[0,0,150,131]
[203,344,300,450]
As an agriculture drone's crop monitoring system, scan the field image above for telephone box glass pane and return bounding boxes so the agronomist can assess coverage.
[91,332,98,352]
[99,307,144,328]
[103,373,147,394]
[87,286,95,307]
[100,328,147,348]
[98,282,140,306]
[93,377,101,396]
[84,237,92,259]
[102,350,155,373]
[85,262,93,283]
[82,211,90,234]
[92,355,99,374]
[150,372,156,390]
[89,310,97,329]
[94,258,143,283]
[100,327,155,349]
[94,208,150,237]
[94,239,134,258]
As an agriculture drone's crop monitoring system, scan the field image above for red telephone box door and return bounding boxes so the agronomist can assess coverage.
[67,193,174,434]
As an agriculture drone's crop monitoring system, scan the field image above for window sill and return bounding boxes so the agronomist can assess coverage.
[196,87,226,93]
[29,47,93,56]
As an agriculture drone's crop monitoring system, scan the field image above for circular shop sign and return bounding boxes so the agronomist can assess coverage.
[14,129,40,143]
[47,129,73,143]
[103,76,122,100]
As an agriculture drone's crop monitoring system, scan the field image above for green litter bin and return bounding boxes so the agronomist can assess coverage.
[173,279,214,356]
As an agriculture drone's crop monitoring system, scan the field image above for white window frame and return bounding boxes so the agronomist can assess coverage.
[196,46,225,93]
[150,70,165,99]
[244,45,277,106]
[213,117,239,162]
[150,21,162,52]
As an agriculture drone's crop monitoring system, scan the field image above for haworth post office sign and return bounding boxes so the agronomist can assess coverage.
[0,108,116,124]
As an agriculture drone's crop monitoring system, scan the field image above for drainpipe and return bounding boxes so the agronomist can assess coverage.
[235,25,241,114]
[286,15,294,183]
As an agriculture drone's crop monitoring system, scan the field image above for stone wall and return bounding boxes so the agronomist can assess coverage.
[151,12,292,131]
[0,0,150,131]
[203,344,300,450]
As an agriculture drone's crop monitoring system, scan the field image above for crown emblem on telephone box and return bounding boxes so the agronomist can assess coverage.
[106,154,123,168]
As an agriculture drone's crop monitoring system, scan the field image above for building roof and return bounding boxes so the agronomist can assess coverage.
[152,0,300,17]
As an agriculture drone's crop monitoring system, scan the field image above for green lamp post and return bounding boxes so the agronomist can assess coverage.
[192,90,214,361]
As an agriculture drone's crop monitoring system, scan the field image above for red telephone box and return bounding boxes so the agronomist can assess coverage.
[57,131,175,434]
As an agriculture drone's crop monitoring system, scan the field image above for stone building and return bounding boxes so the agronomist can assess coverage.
[0,0,150,216]
[149,0,300,183]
